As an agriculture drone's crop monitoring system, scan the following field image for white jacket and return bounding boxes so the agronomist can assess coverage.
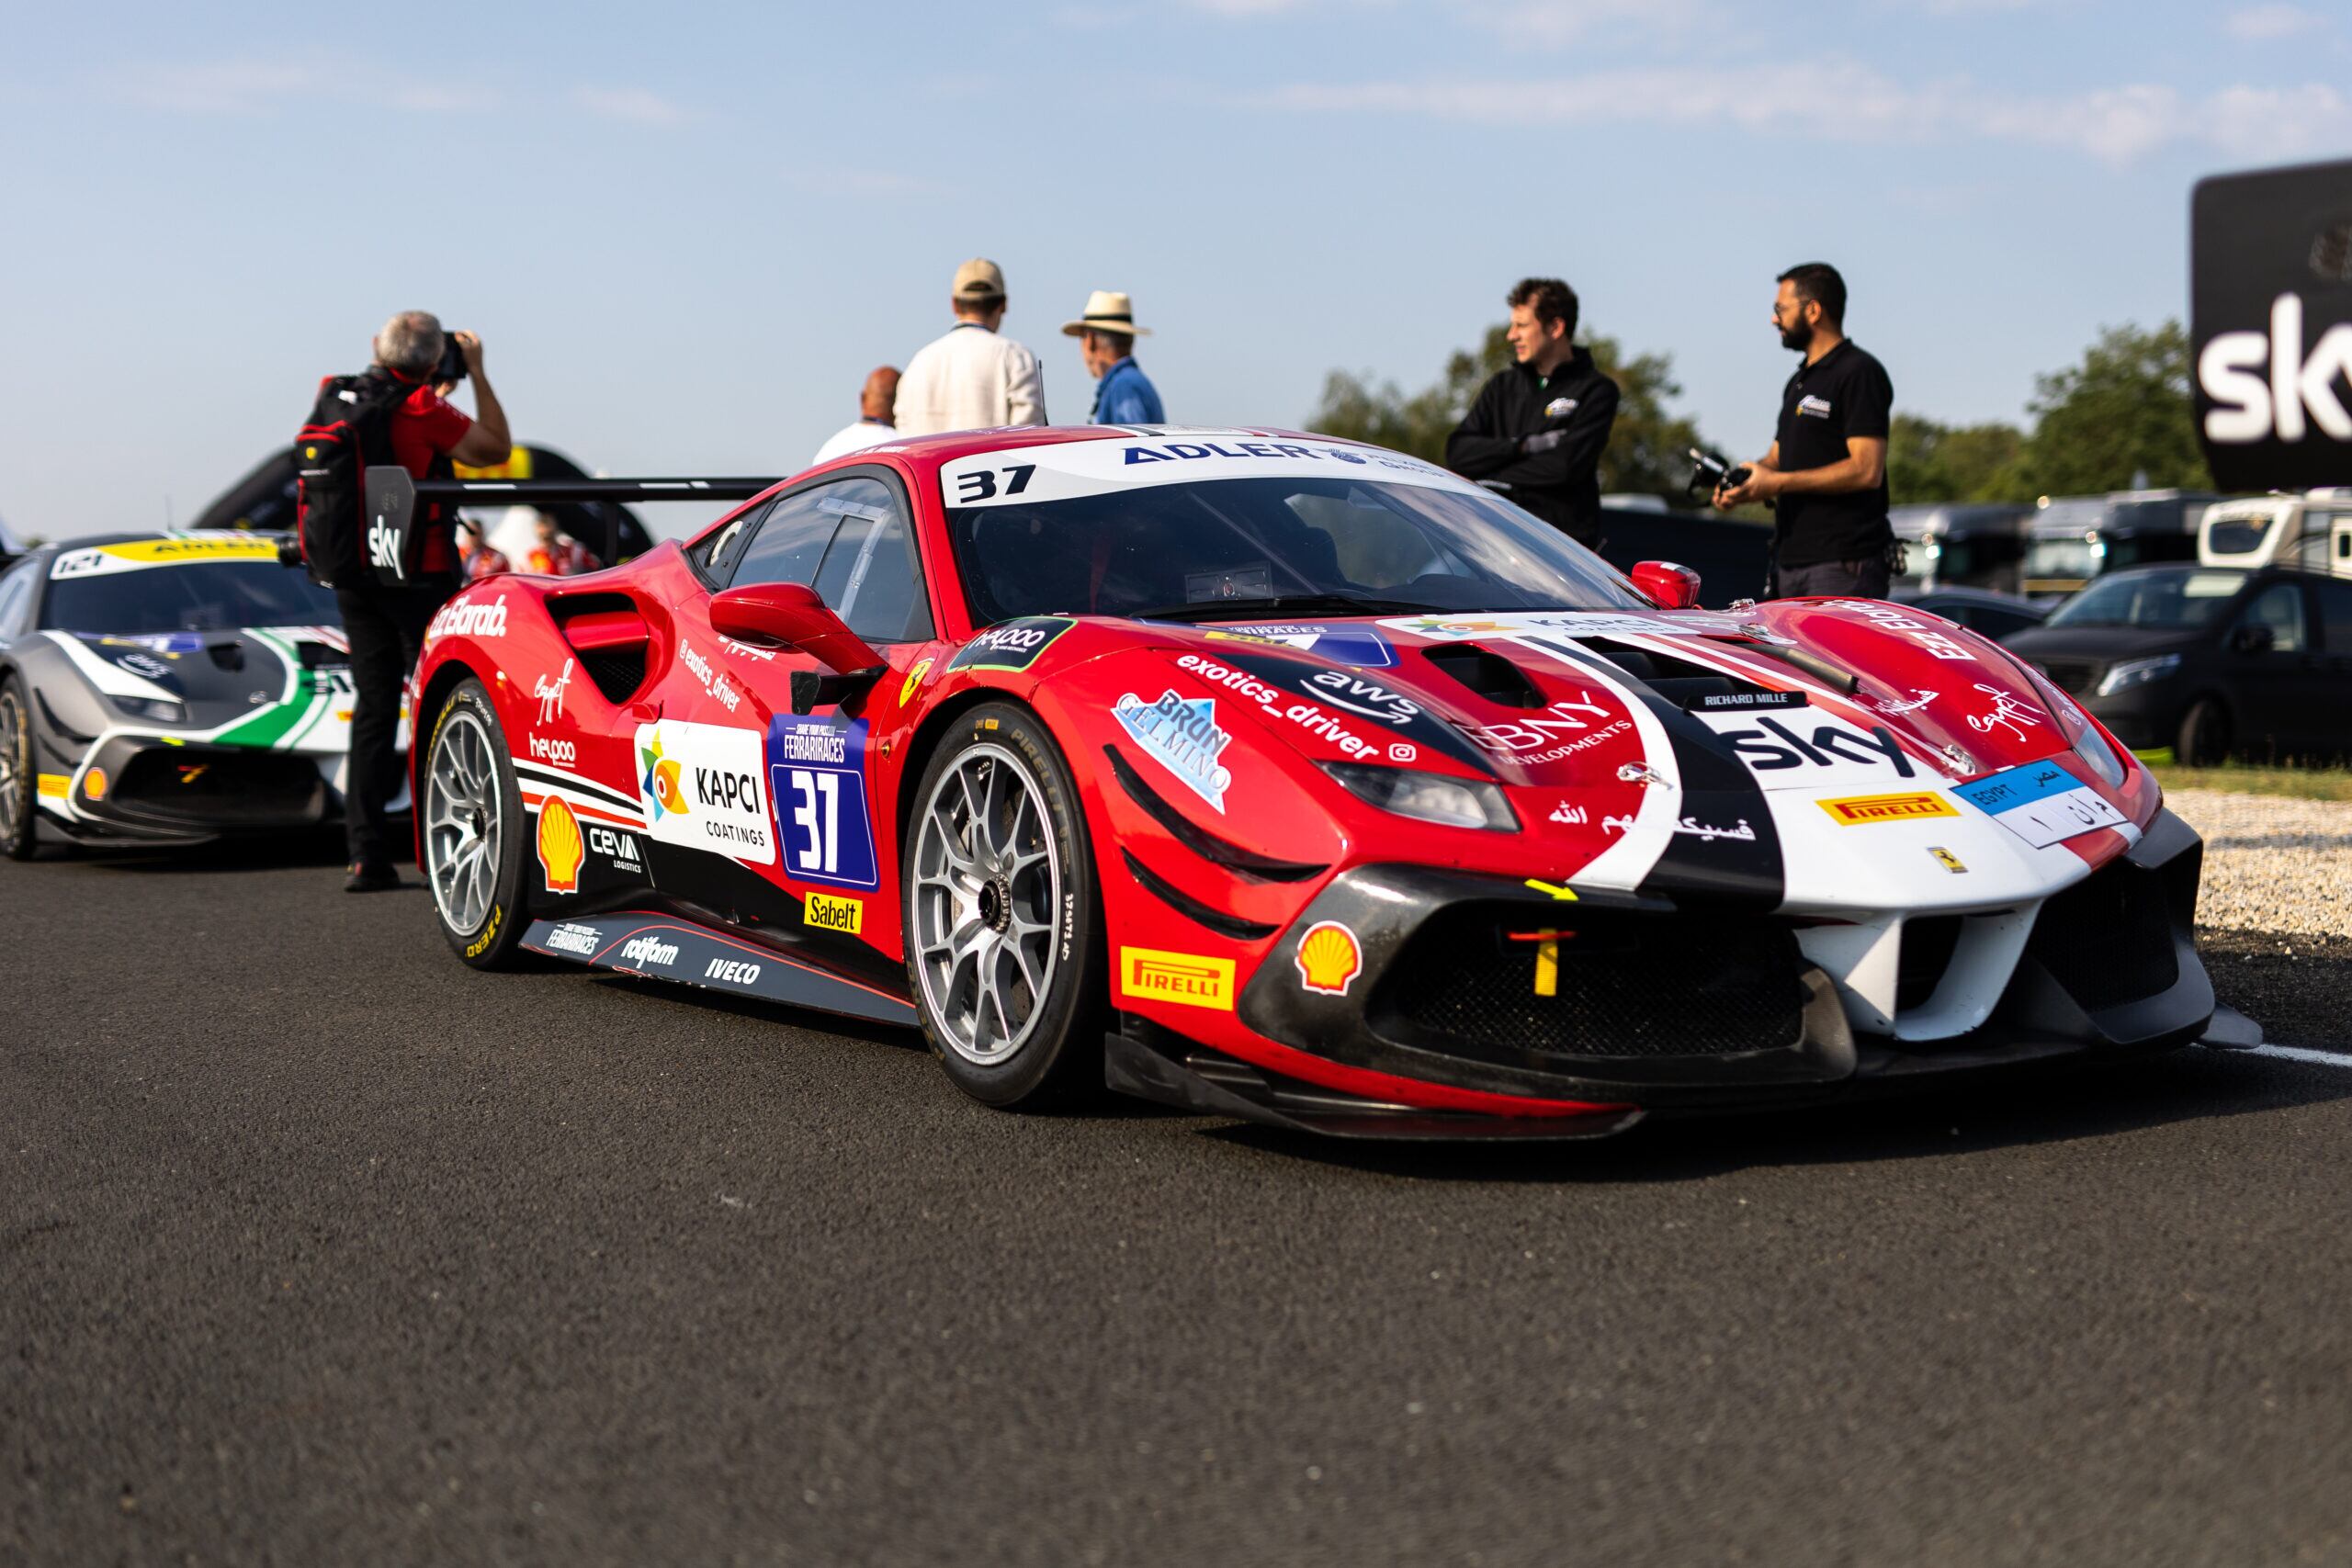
[893,323,1048,436]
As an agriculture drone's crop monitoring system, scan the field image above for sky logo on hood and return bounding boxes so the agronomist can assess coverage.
[1114,690,1232,812]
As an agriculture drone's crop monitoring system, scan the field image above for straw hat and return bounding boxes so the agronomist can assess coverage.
[1061,290,1151,338]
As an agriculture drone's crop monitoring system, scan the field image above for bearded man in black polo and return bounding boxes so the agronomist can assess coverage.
[1444,277,1621,547]
[1713,263,1897,598]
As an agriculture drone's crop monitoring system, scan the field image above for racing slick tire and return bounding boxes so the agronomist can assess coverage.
[904,702,1108,1110]
[2176,696,2231,767]
[0,675,35,861]
[421,678,531,970]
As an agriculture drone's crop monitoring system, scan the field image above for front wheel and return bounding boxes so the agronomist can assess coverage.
[422,679,530,968]
[0,676,36,861]
[2175,697,2231,767]
[904,703,1107,1109]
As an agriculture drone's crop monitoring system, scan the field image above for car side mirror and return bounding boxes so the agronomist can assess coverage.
[2231,623,2276,654]
[1632,560,1702,610]
[710,582,886,712]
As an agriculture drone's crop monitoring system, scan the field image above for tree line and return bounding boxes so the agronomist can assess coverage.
[1307,320,2211,507]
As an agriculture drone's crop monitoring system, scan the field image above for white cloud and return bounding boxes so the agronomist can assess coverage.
[572,86,689,125]
[1461,0,1713,47]
[780,166,940,197]
[104,58,332,116]
[1260,65,2352,164]
[2223,4,2325,40]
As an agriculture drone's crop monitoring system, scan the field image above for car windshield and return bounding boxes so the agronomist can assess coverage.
[2046,570,2245,629]
[41,559,343,635]
[944,465,1646,625]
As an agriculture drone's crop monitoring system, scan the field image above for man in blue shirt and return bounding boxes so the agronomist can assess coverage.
[1063,290,1164,425]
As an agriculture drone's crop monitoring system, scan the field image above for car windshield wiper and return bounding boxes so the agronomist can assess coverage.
[1125,593,1442,623]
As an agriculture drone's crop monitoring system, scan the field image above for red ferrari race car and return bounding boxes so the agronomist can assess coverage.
[401,426,2253,1139]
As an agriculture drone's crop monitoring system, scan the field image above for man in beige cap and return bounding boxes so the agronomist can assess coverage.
[811,366,900,464]
[893,259,1046,436]
[1064,290,1164,425]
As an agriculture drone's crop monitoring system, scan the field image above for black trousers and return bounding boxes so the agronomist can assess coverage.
[1771,557,1891,600]
[335,581,448,865]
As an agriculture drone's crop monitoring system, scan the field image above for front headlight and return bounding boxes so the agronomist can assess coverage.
[2094,653,2180,696]
[2071,715,2126,787]
[1321,762,1519,831]
[113,695,186,723]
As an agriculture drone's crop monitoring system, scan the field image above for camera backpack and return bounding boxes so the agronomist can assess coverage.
[292,369,415,589]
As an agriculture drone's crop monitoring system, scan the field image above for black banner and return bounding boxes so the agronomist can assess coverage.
[2191,157,2352,491]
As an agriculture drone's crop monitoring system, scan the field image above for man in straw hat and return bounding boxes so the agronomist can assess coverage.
[1063,290,1164,425]
[893,258,1047,436]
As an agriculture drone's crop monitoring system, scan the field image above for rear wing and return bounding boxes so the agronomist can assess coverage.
[362,470,781,585]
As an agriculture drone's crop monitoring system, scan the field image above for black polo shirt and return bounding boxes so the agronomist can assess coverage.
[1773,338,1894,567]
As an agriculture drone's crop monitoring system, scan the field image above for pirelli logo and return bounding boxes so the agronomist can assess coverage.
[804,892,865,936]
[1119,946,1236,1010]
[1817,791,1961,826]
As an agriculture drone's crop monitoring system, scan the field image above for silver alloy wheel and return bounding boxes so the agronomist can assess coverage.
[910,742,1063,1066]
[0,689,24,840]
[424,706,503,935]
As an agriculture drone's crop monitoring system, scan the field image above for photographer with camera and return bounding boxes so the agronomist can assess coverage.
[1711,263,1895,598]
[296,310,511,892]
[1444,277,1620,548]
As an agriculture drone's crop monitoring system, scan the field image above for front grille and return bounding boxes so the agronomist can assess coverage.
[2029,863,2178,1011]
[1374,907,1810,1060]
[110,747,327,826]
[2034,659,2099,696]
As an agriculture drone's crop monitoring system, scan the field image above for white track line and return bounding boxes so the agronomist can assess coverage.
[2231,1043,2352,1068]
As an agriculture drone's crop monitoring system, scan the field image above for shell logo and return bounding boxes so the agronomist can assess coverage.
[83,767,111,802]
[1295,920,1363,997]
[537,795,585,895]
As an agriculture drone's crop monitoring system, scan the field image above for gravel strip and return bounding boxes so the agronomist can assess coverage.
[2165,787,2352,940]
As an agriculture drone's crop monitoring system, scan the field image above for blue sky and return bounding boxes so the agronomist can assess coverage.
[2,0,2347,540]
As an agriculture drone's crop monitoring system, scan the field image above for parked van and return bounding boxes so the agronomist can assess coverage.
[2020,489,2221,599]
[2198,489,2352,576]
[1889,502,2030,593]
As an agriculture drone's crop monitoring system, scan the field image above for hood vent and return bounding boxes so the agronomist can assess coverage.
[206,641,246,672]
[1422,643,1544,708]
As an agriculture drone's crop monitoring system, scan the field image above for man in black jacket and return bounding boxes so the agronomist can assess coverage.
[1444,277,1621,547]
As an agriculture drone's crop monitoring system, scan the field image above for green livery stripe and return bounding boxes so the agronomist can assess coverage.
[217,630,313,750]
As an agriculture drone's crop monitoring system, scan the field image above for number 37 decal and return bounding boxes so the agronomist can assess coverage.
[767,715,881,890]
[953,464,1037,503]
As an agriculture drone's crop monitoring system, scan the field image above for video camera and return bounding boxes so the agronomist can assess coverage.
[1686,447,1751,498]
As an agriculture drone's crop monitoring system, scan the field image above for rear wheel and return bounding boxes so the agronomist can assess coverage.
[2175,697,2231,767]
[0,677,34,861]
[422,679,529,969]
[905,703,1106,1109]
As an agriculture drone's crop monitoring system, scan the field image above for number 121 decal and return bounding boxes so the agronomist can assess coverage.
[766,715,880,891]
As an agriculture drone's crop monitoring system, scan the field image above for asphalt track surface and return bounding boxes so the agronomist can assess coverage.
[7,838,2352,1567]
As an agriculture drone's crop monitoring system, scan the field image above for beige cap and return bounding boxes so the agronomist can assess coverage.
[952,257,1006,300]
[1061,289,1151,338]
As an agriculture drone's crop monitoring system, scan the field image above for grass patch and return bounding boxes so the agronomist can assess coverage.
[2150,759,2352,803]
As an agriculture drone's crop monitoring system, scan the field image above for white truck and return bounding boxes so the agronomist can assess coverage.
[2197,489,2352,577]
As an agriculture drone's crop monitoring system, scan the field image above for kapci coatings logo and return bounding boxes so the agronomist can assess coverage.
[639,734,687,819]
[633,720,776,865]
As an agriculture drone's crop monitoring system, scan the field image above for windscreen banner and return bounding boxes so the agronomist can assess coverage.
[2191,157,2352,491]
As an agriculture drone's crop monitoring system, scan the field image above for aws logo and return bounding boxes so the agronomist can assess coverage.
[639,736,688,819]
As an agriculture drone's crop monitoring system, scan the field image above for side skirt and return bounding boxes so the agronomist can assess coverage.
[522,908,916,1028]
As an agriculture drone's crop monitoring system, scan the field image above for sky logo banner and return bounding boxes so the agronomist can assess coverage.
[2192,157,2352,491]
